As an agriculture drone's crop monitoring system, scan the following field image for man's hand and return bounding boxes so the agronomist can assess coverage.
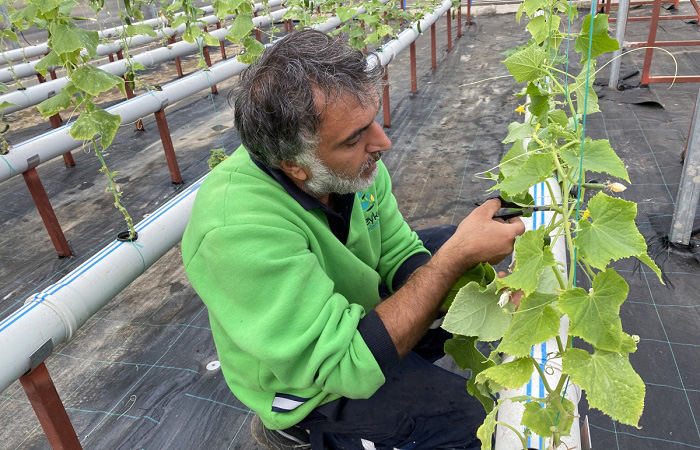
[441,198,526,274]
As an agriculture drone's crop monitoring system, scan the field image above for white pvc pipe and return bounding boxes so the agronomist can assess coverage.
[0,2,282,84]
[494,179,582,450]
[0,1,283,108]
[0,5,215,65]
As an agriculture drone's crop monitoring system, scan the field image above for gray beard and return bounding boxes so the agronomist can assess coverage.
[299,153,382,198]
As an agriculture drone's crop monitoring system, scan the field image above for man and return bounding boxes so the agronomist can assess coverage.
[182,29,524,449]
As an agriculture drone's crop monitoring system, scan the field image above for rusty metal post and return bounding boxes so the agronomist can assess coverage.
[22,167,73,257]
[641,0,662,85]
[254,11,262,42]
[467,0,472,25]
[216,22,227,58]
[202,46,219,95]
[431,23,437,69]
[36,73,46,83]
[458,4,462,38]
[168,37,184,77]
[116,50,124,60]
[153,109,183,184]
[123,75,145,131]
[49,69,58,80]
[108,53,115,62]
[410,42,417,93]
[447,8,452,52]
[382,68,390,128]
[20,363,82,450]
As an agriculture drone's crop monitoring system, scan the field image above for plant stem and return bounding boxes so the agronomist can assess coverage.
[494,421,529,450]
[551,265,566,291]
[530,356,553,393]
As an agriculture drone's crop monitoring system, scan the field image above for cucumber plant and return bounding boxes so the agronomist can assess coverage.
[442,2,662,448]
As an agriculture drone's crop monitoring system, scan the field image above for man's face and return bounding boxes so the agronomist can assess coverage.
[300,90,392,197]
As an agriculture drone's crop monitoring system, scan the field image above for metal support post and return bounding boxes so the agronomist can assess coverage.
[153,109,183,184]
[108,53,115,63]
[22,167,73,257]
[467,0,472,25]
[431,23,437,69]
[641,0,662,85]
[20,362,82,449]
[202,47,219,95]
[447,9,452,52]
[216,22,227,58]
[116,50,124,60]
[669,86,700,245]
[49,69,58,80]
[168,37,184,77]
[382,68,390,128]
[124,76,145,131]
[37,73,47,83]
[458,5,462,38]
[609,0,630,89]
[410,42,417,94]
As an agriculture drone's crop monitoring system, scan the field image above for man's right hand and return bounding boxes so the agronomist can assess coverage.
[442,198,526,273]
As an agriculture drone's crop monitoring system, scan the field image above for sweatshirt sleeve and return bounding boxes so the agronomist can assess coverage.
[374,163,431,293]
[184,220,387,400]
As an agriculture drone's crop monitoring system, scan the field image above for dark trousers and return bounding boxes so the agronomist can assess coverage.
[298,226,485,450]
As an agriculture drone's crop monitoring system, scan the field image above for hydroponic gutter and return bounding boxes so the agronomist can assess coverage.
[0,2,282,84]
[0,5,216,65]
[0,1,283,112]
[0,0,422,394]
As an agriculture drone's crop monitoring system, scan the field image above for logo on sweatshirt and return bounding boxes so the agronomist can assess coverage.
[358,192,379,231]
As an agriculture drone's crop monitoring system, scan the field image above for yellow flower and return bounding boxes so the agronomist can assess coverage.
[535,123,541,132]
[608,182,627,193]
[581,209,590,220]
[515,105,525,115]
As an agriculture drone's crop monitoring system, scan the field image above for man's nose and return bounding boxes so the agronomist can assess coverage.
[368,121,392,153]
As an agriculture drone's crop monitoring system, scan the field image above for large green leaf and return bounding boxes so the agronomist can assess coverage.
[35,50,62,77]
[503,44,547,83]
[71,65,125,97]
[575,14,619,62]
[124,24,157,37]
[563,348,645,426]
[442,263,496,310]
[575,193,660,282]
[228,13,255,41]
[558,269,628,352]
[500,140,528,178]
[34,0,64,13]
[496,292,559,357]
[522,397,575,438]
[444,336,495,412]
[569,65,599,115]
[442,280,513,342]
[70,105,121,149]
[498,227,556,296]
[51,23,98,57]
[497,153,555,197]
[523,0,549,16]
[561,138,630,182]
[476,403,500,450]
[37,90,71,117]
[476,357,534,389]
[527,14,561,45]
[503,121,535,144]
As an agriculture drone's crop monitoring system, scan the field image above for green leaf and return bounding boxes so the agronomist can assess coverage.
[476,357,533,389]
[548,109,568,126]
[575,14,619,62]
[497,292,559,357]
[558,269,628,352]
[0,30,18,42]
[34,0,64,13]
[240,36,265,63]
[503,44,546,83]
[569,65,600,115]
[0,83,8,94]
[58,0,77,15]
[561,138,630,182]
[442,280,513,342]
[526,82,550,117]
[636,252,663,283]
[203,32,220,47]
[498,227,556,296]
[124,24,157,37]
[527,14,561,45]
[70,105,121,149]
[574,192,653,270]
[523,0,549,16]
[37,90,71,117]
[522,397,574,438]
[503,121,535,144]
[515,2,526,22]
[443,263,496,310]
[500,139,528,178]
[497,153,555,197]
[228,13,255,41]
[10,5,38,29]
[71,65,125,97]
[563,348,645,426]
[51,23,99,57]
[130,61,147,72]
[0,101,14,110]
[183,24,202,43]
[476,403,500,450]
[444,336,495,413]
[35,50,61,77]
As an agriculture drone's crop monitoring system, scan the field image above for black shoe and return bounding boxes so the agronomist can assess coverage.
[250,414,311,449]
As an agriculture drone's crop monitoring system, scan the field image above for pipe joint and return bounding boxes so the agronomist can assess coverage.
[24,293,78,341]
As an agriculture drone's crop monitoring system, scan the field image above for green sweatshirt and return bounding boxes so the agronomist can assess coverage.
[181,146,430,430]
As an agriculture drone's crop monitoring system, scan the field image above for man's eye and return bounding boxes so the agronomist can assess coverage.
[345,136,361,146]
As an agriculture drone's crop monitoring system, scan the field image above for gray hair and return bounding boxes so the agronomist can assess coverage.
[232,29,384,168]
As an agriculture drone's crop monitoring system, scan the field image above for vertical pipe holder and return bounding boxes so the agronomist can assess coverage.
[609,0,630,89]
[410,42,417,94]
[641,0,662,85]
[22,166,73,257]
[216,22,227,58]
[168,37,185,78]
[202,47,219,95]
[447,8,452,52]
[458,5,462,38]
[123,75,145,131]
[382,68,391,128]
[467,0,472,25]
[431,23,437,69]
[153,107,184,184]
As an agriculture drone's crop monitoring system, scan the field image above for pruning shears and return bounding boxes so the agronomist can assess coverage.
[475,196,540,220]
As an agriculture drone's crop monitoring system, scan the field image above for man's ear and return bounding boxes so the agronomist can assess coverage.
[279,161,309,182]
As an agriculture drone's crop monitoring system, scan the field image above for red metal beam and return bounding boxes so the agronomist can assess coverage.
[641,0,662,85]
[458,5,462,38]
[168,37,184,77]
[431,23,437,69]
[154,109,183,184]
[447,8,452,52]
[410,42,417,94]
[22,168,73,257]
[382,69,390,128]
[216,22,227,59]
[20,363,82,450]
[202,47,219,95]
